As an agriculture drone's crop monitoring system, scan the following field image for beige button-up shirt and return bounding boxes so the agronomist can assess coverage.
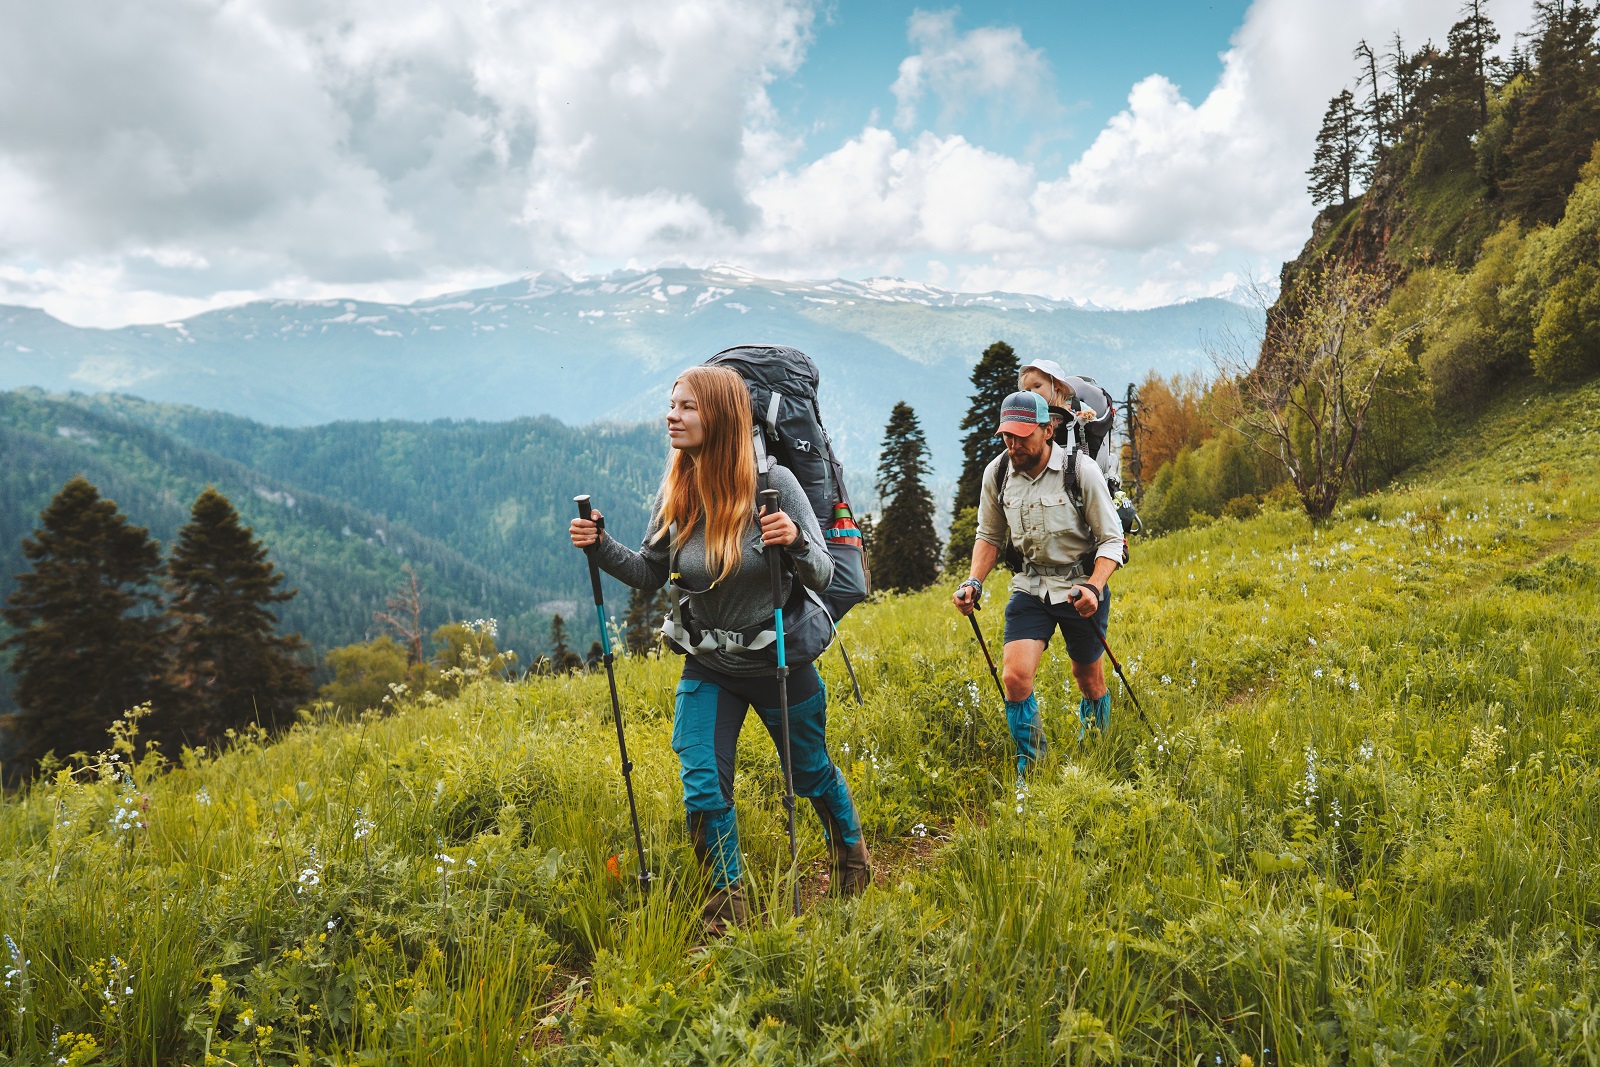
[976,442,1125,604]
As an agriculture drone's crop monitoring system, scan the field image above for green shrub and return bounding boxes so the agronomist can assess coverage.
[1532,263,1600,380]
[319,635,409,713]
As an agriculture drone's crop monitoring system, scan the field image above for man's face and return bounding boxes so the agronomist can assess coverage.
[1000,423,1052,469]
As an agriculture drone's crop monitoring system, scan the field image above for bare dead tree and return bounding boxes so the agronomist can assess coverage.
[1216,267,1420,522]
[374,565,425,665]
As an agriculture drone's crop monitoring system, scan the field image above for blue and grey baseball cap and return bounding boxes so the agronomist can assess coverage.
[996,390,1050,435]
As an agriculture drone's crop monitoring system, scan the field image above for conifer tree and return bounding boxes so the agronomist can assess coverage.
[1308,89,1364,207]
[1456,0,1500,124]
[948,341,1019,566]
[952,342,1021,515]
[871,402,941,592]
[1388,33,1423,134]
[1,477,170,768]
[1502,1,1600,223]
[548,614,582,674]
[167,488,311,740]
[622,584,669,655]
[373,566,425,665]
[1355,39,1391,163]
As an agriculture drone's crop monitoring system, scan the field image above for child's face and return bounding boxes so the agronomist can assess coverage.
[1019,369,1055,403]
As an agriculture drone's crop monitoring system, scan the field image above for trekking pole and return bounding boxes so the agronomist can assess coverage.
[1067,586,1158,740]
[965,600,1006,703]
[575,495,651,889]
[836,636,864,705]
[759,488,801,917]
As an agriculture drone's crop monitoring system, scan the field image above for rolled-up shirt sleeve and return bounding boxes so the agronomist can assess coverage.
[975,455,1008,549]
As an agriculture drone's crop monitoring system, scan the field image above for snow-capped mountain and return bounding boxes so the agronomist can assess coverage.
[0,266,1261,481]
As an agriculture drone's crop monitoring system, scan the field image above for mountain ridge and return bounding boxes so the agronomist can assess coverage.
[0,267,1262,483]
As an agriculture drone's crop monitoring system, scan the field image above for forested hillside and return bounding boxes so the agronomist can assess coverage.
[50,391,669,604]
[1131,2,1600,531]
[0,268,1261,486]
[0,391,665,714]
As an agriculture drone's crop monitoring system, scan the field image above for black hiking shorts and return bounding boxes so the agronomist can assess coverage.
[1003,587,1110,665]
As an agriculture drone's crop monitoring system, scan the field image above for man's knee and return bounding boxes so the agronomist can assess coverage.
[1070,659,1108,699]
[1001,662,1034,702]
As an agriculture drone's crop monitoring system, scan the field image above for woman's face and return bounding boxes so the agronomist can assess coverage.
[666,379,706,453]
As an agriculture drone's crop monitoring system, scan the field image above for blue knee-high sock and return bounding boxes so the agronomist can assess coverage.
[1077,693,1111,737]
[1004,692,1043,774]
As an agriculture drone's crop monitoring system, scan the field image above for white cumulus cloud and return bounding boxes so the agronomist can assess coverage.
[0,0,1540,324]
[890,9,1055,130]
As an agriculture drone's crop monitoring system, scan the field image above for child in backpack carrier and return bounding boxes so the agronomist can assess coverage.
[1019,359,1124,493]
[569,365,871,936]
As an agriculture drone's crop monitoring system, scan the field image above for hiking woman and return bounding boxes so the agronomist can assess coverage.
[569,365,870,932]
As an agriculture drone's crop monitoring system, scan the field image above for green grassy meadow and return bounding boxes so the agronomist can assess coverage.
[2,381,1599,1065]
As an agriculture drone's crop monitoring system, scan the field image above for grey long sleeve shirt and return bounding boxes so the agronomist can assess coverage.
[592,463,833,677]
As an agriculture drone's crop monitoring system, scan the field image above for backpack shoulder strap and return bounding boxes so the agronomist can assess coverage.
[1062,445,1088,524]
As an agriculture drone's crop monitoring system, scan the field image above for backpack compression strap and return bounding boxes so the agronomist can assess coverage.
[659,441,803,657]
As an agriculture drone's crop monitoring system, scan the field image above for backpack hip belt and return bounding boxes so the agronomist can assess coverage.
[1022,559,1091,579]
[661,612,779,656]
[660,516,834,663]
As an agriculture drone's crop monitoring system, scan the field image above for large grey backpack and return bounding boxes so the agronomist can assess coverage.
[704,345,871,622]
[1062,374,1124,492]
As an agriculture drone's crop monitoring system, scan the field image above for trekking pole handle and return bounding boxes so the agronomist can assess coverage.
[759,488,784,607]
[574,495,606,608]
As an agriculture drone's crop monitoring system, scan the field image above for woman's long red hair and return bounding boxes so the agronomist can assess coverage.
[653,366,757,585]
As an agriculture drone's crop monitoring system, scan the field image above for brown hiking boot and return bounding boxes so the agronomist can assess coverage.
[700,884,748,938]
[828,831,873,897]
[688,810,748,936]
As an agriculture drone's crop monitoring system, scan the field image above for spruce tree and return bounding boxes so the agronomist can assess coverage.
[1388,33,1422,135]
[1308,89,1364,207]
[1354,39,1390,164]
[373,566,425,665]
[1,477,170,768]
[167,488,311,741]
[948,341,1019,567]
[548,614,582,674]
[1502,1,1600,224]
[622,584,670,655]
[871,402,941,592]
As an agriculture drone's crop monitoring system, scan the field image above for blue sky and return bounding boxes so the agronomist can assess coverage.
[0,0,1535,326]
[775,2,1253,170]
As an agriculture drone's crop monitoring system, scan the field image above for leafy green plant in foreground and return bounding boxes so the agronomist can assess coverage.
[1,380,1598,1064]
